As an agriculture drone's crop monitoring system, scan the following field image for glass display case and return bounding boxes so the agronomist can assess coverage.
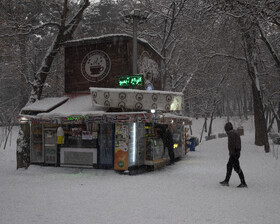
[173,125,184,158]
[62,124,98,148]
[31,125,43,163]
[99,123,114,168]
[44,128,57,165]
[145,137,165,161]
[63,136,97,148]
[60,124,99,167]
[128,123,146,167]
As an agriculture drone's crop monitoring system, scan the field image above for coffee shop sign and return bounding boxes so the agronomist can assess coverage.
[81,50,111,82]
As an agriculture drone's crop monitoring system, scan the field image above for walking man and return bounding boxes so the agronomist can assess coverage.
[164,125,175,164]
[220,122,247,188]
[158,125,175,165]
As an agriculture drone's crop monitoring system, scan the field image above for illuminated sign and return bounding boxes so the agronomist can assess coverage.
[118,75,144,87]
[67,116,89,121]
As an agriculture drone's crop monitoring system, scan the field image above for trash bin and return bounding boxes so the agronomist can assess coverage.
[187,138,196,151]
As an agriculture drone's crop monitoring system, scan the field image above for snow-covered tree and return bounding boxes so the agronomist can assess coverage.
[200,0,280,152]
[0,0,91,166]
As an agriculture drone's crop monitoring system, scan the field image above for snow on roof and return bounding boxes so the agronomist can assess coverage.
[21,97,69,112]
[64,33,132,44]
[64,33,163,58]
[37,95,107,118]
[163,113,192,124]
[89,87,183,96]
[22,91,189,122]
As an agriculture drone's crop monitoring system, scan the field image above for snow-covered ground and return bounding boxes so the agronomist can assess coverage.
[1,117,280,224]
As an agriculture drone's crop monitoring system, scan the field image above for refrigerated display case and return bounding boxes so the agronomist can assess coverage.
[60,147,97,168]
[145,137,164,160]
[145,136,167,169]
[60,124,98,168]
[172,125,184,158]
[129,123,146,167]
[43,128,57,165]
[99,123,115,169]
[114,123,129,170]
[115,122,146,171]
[30,125,44,163]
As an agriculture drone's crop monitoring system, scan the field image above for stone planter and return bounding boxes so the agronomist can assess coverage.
[218,133,227,138]
[205,135,216,141]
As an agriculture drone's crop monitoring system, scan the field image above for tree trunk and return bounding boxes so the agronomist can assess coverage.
[236,93,242,119]
[258,22,280,68]
[29,33,63,103]
[27,0,90,104]
[243,84,248,120]
[226,93,230,121]
[278,102,280,132]
[240,18,269,152]
[16,124,30,169]
[252,83,268,148]
[18,35,29,108]
[269,100,280,133]
[208,111,214,137]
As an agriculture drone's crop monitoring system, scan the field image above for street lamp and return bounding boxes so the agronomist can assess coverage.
[120,9,150,75]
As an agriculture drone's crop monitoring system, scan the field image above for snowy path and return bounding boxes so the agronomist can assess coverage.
[1,123,280,224]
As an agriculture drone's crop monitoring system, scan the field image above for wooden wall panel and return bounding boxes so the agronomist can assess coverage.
[64,36,162,93]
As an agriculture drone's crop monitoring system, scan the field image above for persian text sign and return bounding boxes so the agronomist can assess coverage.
[118,75,144,87]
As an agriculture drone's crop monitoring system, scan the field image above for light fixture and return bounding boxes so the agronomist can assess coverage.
[122,9,130,17]
[133,9,140,16]
[143,11,150,19]
[130,123,137,164]
[120,9,151,75]
[19,117,29,124]
[151,109,156,113]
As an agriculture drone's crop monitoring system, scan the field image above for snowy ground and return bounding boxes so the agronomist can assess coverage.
[1,117,280,224]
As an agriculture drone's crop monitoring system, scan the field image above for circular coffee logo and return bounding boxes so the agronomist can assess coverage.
[118,102,126,108]
[165,104,171,111]
[151,103,157,109]
[92,91,97,98]
[135,102,143,109]
[166,95,173,102]
[136,93,143,101]
[152,94,158,102]
[104,100,110,107]
[81,50,111,82]
[104,92,110,99]
[119,93,126,100]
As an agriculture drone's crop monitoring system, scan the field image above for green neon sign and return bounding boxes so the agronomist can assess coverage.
[119,75,144,87]
[67,116,89,121]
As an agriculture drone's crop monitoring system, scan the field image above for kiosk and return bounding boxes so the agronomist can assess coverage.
[18,34,192,173]
[20,89,191,173]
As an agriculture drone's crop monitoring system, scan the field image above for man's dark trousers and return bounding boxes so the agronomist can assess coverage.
[225,154,245,183]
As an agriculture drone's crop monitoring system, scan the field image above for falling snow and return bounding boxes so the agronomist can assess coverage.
[1,116,280,224]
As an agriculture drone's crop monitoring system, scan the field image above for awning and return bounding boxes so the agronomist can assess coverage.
[21,97,69,115]
[90,87,184,112]
[37,95,106,118]
[19,94,191,126]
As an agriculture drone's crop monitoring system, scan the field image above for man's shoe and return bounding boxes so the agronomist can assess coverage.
[237,183,248,188]
[219,180,229,186]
